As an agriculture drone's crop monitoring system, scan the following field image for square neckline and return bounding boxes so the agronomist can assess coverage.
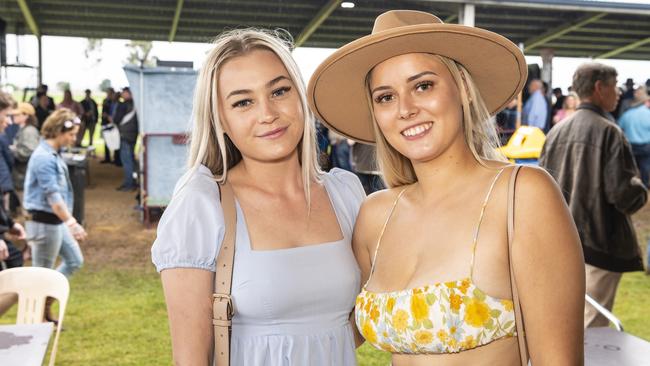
[235,172,347,253]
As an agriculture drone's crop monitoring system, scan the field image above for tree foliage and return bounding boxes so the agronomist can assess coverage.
[125,40,154,68]
[84,38,103,65]
[99,79,112,92]
[56,81,71,92]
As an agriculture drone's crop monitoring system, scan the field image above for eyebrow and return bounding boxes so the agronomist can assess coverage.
[371,71,438,95]
[407,71,437,82]
[226,75,291,99]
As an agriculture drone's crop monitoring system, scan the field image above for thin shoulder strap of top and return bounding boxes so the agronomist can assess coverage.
[363,187,408,289]
[507,165,529,366]
[470,168,506,279]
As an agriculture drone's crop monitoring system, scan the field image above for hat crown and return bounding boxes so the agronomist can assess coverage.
[372,10,443,34]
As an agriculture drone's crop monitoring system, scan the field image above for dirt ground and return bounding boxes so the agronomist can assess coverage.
[77,158,157,270]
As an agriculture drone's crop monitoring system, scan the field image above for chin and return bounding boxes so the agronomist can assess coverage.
[255,144,300,163]
[407,151,443,163]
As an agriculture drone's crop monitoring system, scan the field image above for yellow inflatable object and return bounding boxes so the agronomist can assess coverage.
[498,126,546,161]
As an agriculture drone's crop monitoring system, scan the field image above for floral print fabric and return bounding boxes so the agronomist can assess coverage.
[355,277,516,354]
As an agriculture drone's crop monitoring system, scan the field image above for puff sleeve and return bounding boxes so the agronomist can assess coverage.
[325,168,367,230]
[151,167,225,272]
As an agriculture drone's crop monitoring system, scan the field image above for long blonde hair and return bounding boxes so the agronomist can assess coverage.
[185,28,321,199]
[368,55,505,188]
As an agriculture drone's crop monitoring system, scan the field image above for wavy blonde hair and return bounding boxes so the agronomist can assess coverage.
[185,28,321,199]
[367,55,505,188]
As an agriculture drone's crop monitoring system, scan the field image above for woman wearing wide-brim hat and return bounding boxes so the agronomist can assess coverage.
[309,10,584,365]
[9,102,40,191]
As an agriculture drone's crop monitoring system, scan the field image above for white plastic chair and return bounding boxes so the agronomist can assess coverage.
[585,294,624,331]
[0,267,70,366]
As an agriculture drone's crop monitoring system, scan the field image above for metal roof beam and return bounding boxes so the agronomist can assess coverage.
[576,27,650,35]
[16,0,40,37]
[168,0,184,42]
[523,12,606,52]
[597,37,650,59]
[420,0,650,16]
[444,14,458,23]
[295,0,342,47]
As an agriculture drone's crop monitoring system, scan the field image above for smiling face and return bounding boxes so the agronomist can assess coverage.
[369,53,466,163]
[217,49,304,164]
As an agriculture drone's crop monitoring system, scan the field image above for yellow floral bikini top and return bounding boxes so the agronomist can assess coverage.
[355,169,516,354]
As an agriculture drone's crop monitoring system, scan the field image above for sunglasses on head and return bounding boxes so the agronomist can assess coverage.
[63,117,81,129]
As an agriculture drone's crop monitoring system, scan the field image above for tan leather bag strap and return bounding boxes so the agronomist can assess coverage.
[213,182,236,366]
[507,165,529,366]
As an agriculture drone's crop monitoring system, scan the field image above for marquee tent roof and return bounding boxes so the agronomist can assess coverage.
[1,0,650,60]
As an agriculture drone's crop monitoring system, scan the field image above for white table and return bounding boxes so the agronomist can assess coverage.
[0,323,53,366]
[585,327,650,366]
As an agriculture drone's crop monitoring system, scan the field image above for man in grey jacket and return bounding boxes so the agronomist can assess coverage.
[539,63,647,327]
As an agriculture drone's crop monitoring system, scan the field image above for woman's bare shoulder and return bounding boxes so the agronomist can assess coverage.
[360,185,410,216]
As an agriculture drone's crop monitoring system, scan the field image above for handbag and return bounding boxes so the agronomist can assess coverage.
[212,182,237,366]
[506,165,529,365]
[101,124,121,151]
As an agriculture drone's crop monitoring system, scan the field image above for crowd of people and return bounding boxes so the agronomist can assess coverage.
[496,76,650,141]
[0,83,140,321]
[28,84,140,192]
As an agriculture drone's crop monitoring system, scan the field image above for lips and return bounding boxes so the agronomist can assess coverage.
[401,122,433,137]
[258,126,287,138]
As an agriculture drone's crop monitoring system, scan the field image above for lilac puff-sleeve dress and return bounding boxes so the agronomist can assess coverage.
[152,165,366,366]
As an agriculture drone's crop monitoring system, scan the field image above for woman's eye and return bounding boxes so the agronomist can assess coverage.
[416,81,433,92]
[232,99,252,108]
[272,86,291,98]
[374,93,394,104]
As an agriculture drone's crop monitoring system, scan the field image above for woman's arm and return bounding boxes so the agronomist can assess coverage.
[31,155,87,240]
[350,190,396,347]
[161,268,214,366]
[513,166,585,365]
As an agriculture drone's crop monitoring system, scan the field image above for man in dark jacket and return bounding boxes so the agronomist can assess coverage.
[100,88,115,163]
[539,63,647,328]
[113,87,138,191]
[80,89,99,147]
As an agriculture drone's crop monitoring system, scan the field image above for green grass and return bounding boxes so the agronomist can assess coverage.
[613,272,650,339]
[1,268,171,365]
[1,266,647,365]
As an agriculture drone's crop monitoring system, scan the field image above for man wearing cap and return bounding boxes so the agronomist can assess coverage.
[619,86,650,187]
[539,63,647,327]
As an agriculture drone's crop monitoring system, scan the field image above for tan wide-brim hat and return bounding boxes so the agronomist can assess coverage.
[307,10,528,144]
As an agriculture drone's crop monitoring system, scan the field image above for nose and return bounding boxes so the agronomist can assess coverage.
[258,98,279,124]
[398,94,418,120]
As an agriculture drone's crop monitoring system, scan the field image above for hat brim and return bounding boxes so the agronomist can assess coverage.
[308,23,527,144]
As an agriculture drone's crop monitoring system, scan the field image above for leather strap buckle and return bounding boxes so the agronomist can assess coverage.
[213,293,234,320]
